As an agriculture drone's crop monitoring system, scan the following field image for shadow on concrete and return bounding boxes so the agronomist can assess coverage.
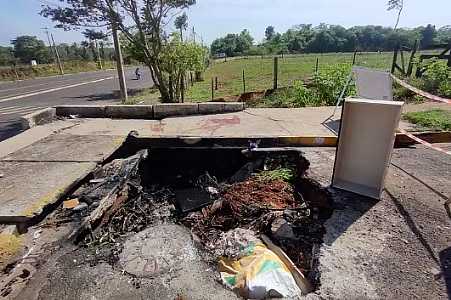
[322,187,378,245]
[0,119,24,142]
[321,119,340,135]
[391,162,451,219]
[439,247,451,299]
[384,188,440,265]
[66,88,155,102]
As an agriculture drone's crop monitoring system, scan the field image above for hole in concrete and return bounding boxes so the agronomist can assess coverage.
[49,147,334,295]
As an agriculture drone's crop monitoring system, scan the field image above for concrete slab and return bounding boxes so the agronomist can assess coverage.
[1,134,126,162]
[0,120,79,159]
[60,108,343,138]
[0,161,96,222]
[301,145,451,299]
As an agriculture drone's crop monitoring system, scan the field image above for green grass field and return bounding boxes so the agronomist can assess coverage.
[187,52,393,101]
[403,109,451,131]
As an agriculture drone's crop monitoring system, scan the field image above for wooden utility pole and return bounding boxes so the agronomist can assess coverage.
[112,23,128,102]
[50,33,64,75]
[42,28,55,60]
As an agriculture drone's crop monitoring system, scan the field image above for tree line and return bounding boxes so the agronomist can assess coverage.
[211,24,451,57]
[0,31,115,66]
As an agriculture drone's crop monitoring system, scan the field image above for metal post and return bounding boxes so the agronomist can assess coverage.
[215,77,218,90]
[50,33,64,75]
[352,50,357,65]
[273,57,278,90]
[112,24,128,102]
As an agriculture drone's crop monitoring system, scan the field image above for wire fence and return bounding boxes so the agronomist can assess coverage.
[187,52,394,101]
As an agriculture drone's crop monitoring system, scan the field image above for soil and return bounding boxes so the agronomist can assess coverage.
[222,178,297,210]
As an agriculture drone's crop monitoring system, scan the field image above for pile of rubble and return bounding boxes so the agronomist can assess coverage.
[47,148,332,297]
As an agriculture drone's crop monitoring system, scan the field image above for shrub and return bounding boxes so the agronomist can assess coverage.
[314,63,355,105]
[421,59,451,97]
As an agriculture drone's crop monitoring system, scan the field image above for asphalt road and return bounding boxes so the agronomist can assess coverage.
[0,67,153,142]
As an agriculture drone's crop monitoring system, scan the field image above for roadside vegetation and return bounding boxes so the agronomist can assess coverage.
[0,35,117,81]
[0,60,115,81]
[403,109,451,131]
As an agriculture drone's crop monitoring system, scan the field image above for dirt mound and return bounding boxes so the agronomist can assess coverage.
[222,178,297,212]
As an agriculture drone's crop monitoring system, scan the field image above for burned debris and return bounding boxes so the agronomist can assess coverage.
[45,147,333,298]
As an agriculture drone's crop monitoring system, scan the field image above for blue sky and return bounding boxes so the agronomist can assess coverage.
[1,0,450,47]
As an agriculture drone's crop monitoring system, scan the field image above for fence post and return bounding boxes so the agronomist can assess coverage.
[181,74,185,103]
[352,50,357,65]
[242,70,246,93]
[215,77,218,90]
[211,78,214,100]
[315,57,319,74]
[406,40,418,77]
[391,45,399,74]
[273,57,278,90]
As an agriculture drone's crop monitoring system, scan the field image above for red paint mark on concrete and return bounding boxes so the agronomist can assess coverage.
[151,121,166,133]
[199,116,241,134]
[202,116,241,127]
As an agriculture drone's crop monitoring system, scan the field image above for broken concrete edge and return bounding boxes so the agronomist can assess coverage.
[124,132,451,149]
[20,107,56,130]
[54,102,245,120]
[0,136,128,229]
[0,164,96,229]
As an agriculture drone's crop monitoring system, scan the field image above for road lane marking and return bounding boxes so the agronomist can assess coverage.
[0,76,115,103]
[0,106,20,112]
[0,106,43,115]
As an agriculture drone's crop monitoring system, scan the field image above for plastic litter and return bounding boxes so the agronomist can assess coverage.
[218,229,307,299]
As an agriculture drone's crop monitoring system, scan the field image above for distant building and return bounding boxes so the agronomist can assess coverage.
[215,53,226,59]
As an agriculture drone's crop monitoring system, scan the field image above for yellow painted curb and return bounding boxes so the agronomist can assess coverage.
[278,136,337,147]
[0,233,22,267]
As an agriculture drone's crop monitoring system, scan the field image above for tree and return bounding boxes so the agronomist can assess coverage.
[0,46,14,66]
[125,33,206,99]
[82,29,108,67]
[387,0,404,30]
[41,0,196,103]
[11,36,51,64]
[420,24,436,49]
[174,13,188,42]
[210,30,254,57]
[436,26,451,44]
[265,26,275,41]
